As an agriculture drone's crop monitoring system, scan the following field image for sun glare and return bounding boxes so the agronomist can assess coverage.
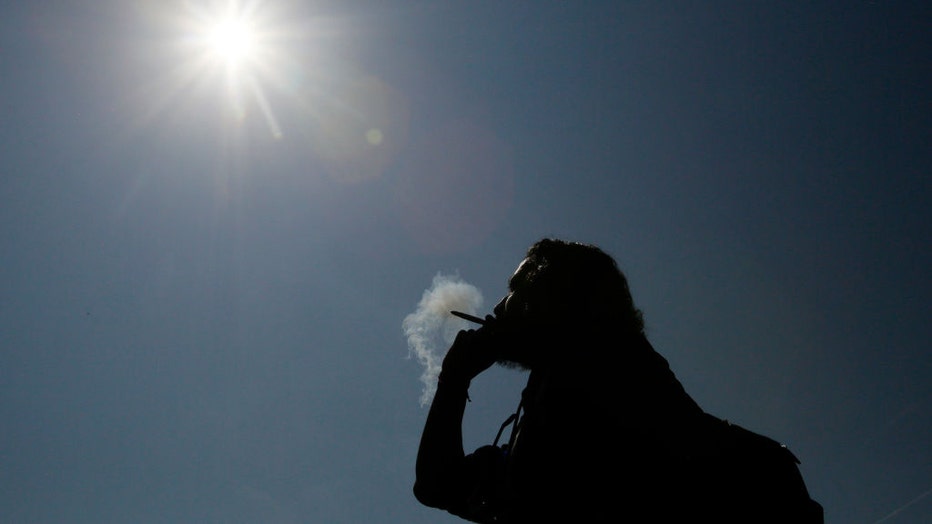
[207,18,257,65]
[175,1,285,137]
[127,1,410,183]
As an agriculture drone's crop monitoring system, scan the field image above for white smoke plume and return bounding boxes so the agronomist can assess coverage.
[404,273,483,406]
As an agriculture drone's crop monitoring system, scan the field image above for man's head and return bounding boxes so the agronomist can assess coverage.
[492,239,644,367]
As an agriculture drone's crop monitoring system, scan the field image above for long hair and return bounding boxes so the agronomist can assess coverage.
[521,238,644,336]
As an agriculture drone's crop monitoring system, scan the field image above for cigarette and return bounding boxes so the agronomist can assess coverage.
[450,310,486,325]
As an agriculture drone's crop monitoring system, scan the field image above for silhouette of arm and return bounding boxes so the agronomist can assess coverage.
[413,374,470,508]
[414,327,498,509]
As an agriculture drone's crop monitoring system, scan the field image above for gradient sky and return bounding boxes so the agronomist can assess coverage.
[1,2,929,523]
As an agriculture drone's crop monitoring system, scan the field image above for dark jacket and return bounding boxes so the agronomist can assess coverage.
[426,335,822,523]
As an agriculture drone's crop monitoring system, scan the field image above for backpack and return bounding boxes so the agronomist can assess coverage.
[682,414,824,523]
[461,390,824,523]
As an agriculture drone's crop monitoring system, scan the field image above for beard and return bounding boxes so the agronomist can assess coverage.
[496,357,531,371]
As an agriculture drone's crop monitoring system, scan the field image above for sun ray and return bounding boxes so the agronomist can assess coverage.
[246,74,283,138]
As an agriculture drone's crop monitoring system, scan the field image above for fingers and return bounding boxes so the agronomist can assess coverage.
[442,327,498,381]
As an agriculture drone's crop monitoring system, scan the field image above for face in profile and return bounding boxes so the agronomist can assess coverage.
[493,258,532,321]
[491,258,551,369]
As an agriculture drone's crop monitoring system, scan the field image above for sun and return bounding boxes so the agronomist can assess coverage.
[178,1,284,137]
[125,1,410,184]
[206,16,257,66]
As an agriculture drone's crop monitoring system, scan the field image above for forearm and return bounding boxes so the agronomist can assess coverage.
[414,324,499,507]
[413,376,471,507]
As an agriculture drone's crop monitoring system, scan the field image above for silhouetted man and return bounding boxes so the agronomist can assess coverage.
[414,239,822,523]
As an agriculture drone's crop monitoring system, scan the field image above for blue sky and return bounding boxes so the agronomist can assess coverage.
[1,2,929,523]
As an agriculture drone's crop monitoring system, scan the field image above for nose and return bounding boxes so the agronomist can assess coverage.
[493,295,508,317]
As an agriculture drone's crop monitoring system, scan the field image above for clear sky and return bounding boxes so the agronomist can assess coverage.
[1,1,929,523]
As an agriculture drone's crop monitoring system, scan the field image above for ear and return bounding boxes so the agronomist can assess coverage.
[523,283,566,322]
